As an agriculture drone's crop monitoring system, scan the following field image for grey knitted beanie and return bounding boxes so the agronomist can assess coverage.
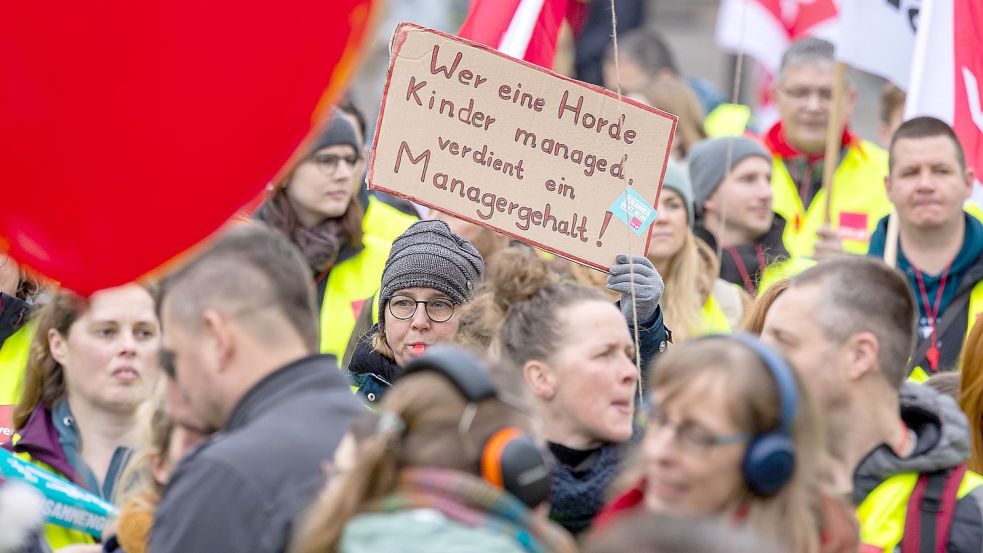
[687,136,771,218]
[379,219,485,324]
[660,158,695,228]
[308,112,360,155]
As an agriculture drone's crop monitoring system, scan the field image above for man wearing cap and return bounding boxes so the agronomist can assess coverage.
[690,136,810,296]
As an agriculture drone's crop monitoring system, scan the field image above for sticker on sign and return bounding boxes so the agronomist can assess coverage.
[369,23,677,271]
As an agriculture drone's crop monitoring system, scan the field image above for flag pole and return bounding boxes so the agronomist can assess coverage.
[821,61,848,224]
[883,210,900,268]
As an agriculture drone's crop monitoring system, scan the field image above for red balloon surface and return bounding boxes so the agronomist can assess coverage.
[0,0,378,294]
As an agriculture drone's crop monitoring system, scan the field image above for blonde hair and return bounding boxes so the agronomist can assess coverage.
[959,314,983,473]
[116,382,173,506]
[649,338,826,553]
[654,232,718,343]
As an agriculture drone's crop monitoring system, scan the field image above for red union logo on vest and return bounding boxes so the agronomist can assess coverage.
[838,212,869,243]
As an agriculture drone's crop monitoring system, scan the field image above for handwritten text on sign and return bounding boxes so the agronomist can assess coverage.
[369,23,677,270]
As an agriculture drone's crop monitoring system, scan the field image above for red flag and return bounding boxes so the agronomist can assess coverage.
[457,0,569,68]
[907,0,983,206]
[715,0,838,73]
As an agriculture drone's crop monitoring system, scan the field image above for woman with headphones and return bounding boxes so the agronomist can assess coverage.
[292,347,577,553]
[594,335,857,553]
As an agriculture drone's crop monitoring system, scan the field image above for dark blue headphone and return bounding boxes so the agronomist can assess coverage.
[721,333,799,496]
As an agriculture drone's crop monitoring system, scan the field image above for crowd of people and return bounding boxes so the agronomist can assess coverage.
[2,16,983,553]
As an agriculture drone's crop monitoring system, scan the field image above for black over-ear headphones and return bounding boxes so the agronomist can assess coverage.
[401,346,552,508]
[697,333,799,496]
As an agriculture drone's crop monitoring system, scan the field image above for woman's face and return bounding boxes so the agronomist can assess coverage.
[647,189,688,267]
[286,144,359,227]
[384,287,460,368]
[50,284,160,416]
[544,300,638,448]
[643,375,748,516]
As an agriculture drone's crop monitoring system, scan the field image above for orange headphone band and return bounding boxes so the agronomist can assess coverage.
[480,427,524,489]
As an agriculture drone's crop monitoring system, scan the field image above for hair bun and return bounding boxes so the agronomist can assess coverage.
[488,247,556,311]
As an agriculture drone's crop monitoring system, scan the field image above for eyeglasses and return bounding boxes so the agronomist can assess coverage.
[779,86,834,104]
[311,152,361,177]
[387,296,455,323]
[647,405,750,455]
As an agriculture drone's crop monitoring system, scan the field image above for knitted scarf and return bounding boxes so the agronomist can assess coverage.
[253,192,346,274]
[547,441,624,535]
[369,469,560,553]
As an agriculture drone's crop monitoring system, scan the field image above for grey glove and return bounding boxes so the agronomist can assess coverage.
[607,255,664,323]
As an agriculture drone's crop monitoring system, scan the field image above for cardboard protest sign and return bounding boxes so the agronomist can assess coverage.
[369,23,677,271]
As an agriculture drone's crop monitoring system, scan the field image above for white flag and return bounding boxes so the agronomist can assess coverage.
[836,0,921,90]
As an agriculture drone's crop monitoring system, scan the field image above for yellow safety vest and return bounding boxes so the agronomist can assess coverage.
[320,197,415,360]
[698,294,733,335]
[965,201,983,223]
[362,194,418,243]
[756,256,816,298]
[857,470,983,552]
[908,279,983,383]
[703,103,752,137]
[771,140,892,258]
[0,320,36,443]
[319,234,395,361]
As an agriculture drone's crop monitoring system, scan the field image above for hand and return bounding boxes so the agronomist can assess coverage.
[607,255,663,324]
[813,225,844,262]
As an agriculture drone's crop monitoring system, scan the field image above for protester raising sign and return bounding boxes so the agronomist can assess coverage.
[369,23,677,271]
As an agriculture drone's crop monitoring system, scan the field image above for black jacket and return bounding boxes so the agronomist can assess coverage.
[694,216,790,296]
[149,355,363,553]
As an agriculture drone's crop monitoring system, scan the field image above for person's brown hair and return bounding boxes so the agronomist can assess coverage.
[740,279,791,336]
[498,273,611,369]
[889,115,966,172]
[260,184,364,255]
[290,369,573,553]
[642,76,707,157]
[959,314,983,473]
[648,338,827,553]
[791,257,916,388]
[13,291,88,429]
[453,246,557,355]
[879,83,906,127]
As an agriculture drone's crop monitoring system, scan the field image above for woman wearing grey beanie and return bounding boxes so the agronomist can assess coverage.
[348,220,485,403]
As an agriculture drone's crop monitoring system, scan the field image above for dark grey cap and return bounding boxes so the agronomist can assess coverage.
[688,136,771,218]
[379,220,485,324]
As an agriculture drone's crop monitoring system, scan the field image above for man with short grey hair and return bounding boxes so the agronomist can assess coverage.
[149,223,362,553]
[761,256,983,552]
[765,38,892,261]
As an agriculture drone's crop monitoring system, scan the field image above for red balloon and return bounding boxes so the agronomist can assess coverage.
[0,0,379,295]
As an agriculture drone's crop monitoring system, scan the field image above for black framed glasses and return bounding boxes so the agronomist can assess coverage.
[647,405,750,455]
[311,152,361,177]
[387,295,455,323]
